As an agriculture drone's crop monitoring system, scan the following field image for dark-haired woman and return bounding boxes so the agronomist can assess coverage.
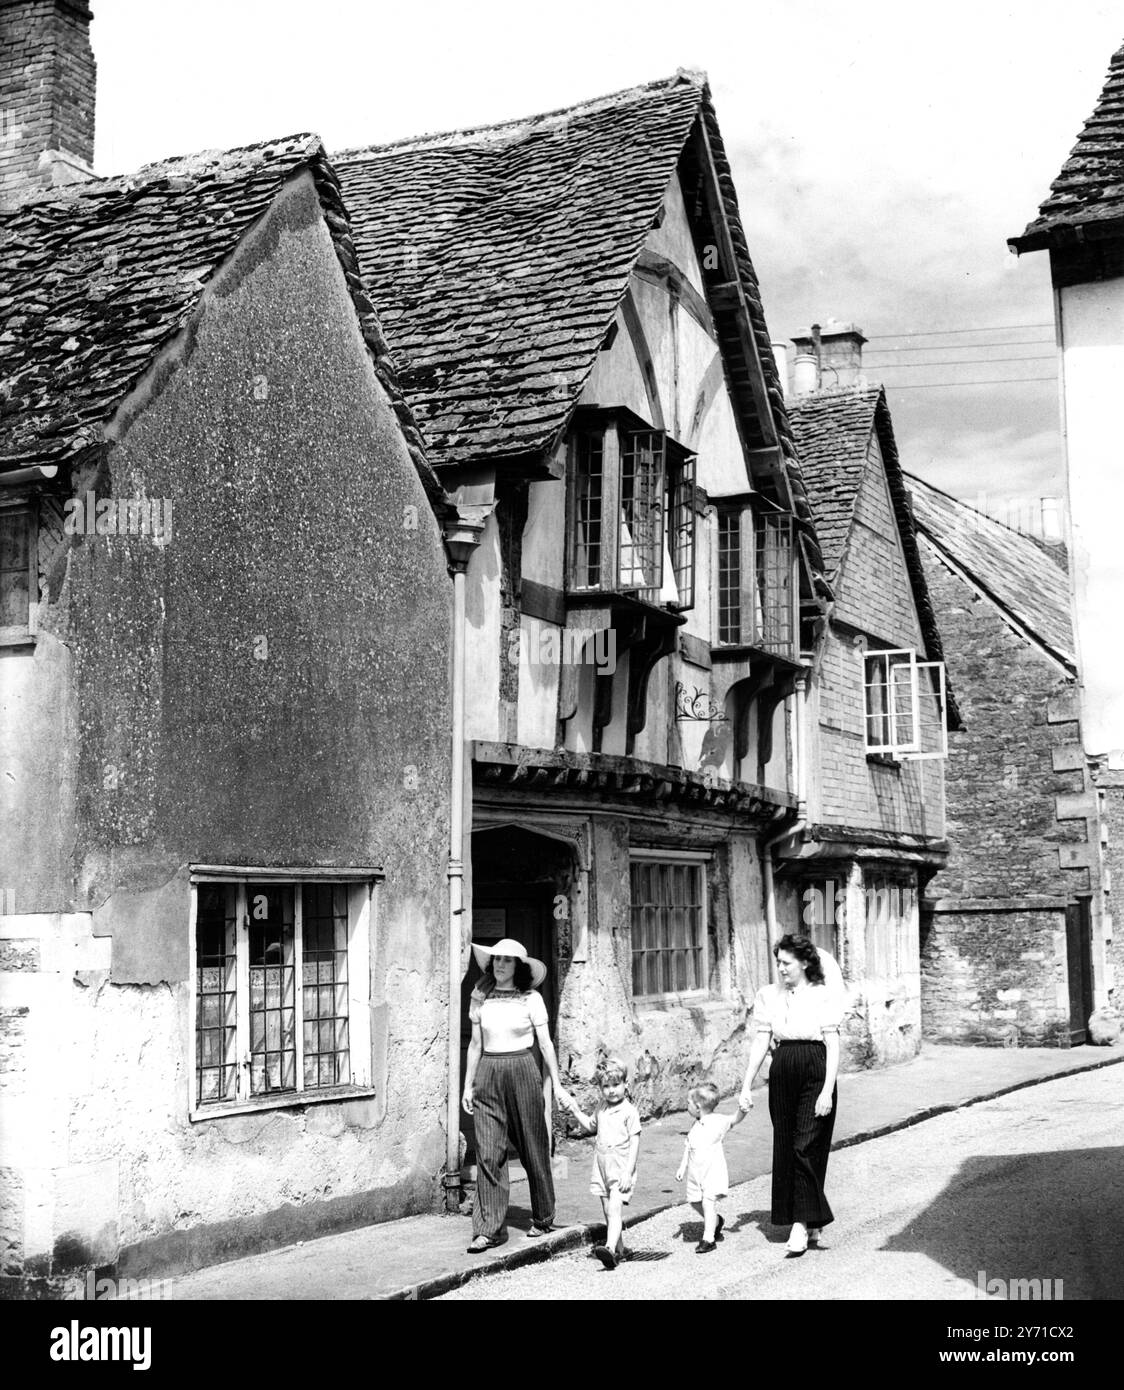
[462,938,572,1253]
[738,933,843,1254]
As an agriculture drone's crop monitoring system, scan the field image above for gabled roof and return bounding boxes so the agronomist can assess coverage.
[0,132,443,509]
[1011,41,1124,252]
[789,384,960,726]
[904,473,1075,675]
[787,388,874,576]
[336,72,827,588]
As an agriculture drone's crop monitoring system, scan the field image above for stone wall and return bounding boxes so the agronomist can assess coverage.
[917,534,1090,1045]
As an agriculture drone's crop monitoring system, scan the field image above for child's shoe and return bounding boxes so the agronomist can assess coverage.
[592,1244,618,1270]
[695,1239,717,1254]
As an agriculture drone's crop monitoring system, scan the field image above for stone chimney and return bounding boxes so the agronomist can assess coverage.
[790,319,868,393]
[0,0,96,207]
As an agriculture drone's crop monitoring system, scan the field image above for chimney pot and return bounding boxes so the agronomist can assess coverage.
[791,320,867,390]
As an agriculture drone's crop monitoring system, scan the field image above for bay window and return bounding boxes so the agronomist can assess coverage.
[713,498,795,657]
[567,410,696,610]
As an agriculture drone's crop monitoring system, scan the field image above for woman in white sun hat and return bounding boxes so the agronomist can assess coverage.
[462,938,572,1253]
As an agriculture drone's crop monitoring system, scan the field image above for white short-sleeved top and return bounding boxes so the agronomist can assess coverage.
[753,981,843,1041]
[469,987,548,1053]
[593,1100,642,1153]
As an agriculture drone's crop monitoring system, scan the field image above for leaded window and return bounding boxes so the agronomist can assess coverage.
[630,857,707,997]
[193,876,368,1112]
[567,415,696,611]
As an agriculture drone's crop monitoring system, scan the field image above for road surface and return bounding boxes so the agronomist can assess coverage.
[438,1066,1124,1300]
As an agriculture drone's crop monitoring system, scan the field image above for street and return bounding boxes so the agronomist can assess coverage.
[438,1067,1124,1300]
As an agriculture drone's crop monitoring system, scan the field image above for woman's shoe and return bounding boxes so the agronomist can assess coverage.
[525,1222,555,1238]
[466,1233,506,1254]
[592,1244,618,1269]
[786,1223,808,1255]
[807,1226,821,1247]
[695,1239,717,1254]
[715,1215,725,1242]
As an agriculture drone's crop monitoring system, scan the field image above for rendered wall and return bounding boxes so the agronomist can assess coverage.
[0,174,453,1291]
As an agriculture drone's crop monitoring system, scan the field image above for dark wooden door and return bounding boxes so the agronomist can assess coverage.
[459,889,555,1161]
[1065,897,1094,1045]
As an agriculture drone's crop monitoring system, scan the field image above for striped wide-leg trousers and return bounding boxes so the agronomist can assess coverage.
[767,1040,837,1228]
[472,1051,555,1239]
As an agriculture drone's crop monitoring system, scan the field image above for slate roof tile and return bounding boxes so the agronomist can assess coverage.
[904,472,1075,672]
[788,388,876,577]
[334,73,825,584]
[1012,41,1124,249]
[0,131,445,511]
[789,385,960,725]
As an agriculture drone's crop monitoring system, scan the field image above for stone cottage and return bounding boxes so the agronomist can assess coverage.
[783,335,952,1067]
[907,476,1108,1044]
[0,2,456,1295]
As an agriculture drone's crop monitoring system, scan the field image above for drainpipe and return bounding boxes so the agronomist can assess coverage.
[0,464,58,486]
[762,671,809,981]
[441,503,490,1212]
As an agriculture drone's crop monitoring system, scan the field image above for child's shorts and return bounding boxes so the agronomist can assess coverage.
[590,1148,633,1203]
[686,1176,728,1202]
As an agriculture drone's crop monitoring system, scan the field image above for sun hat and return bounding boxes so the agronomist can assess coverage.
[471,937,547,988]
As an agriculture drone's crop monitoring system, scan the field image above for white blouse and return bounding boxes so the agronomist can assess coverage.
[753,981,843,1041]
[469,987,548,1053]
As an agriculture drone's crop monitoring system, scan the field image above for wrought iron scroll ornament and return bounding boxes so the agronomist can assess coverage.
[674,681,727,722]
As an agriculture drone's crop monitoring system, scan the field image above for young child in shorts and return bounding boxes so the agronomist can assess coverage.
[676,1081,748,1253]
[566,1057,641,1270]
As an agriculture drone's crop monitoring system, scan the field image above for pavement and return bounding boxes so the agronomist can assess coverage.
[155,1042,1122,1301]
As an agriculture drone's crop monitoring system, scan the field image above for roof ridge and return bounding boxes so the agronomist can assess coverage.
[788,383,882,407]
[8,132,324,208]
[902,468,1042,545]
[335,70,705,160]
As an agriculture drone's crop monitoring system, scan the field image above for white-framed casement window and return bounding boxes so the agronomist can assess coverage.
[0,499,38,646]
[189,868,377,1119]
[567,411,697,610]
[629,851,710,998]
[713,498,795,657]
[863,647,947,759]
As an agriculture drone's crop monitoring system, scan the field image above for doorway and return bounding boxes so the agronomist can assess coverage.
[461,826,570,1162]
[1065,896,1095,1045]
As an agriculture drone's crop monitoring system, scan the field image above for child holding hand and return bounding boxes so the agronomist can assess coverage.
[566,1057,641,1270]
[676,1082,747,1253]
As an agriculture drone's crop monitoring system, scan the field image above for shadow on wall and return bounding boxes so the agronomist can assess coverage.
[881,1146,1124,1299]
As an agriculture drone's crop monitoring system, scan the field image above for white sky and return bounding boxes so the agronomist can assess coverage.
[90,0,1124,517]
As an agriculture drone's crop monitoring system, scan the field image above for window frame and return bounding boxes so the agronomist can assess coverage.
[188,866,378,1122]
[565,411,697,611]
[863,647,948,760]
[628,849,711,1003]
[711,496,796,658]
[0,497,38,647]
